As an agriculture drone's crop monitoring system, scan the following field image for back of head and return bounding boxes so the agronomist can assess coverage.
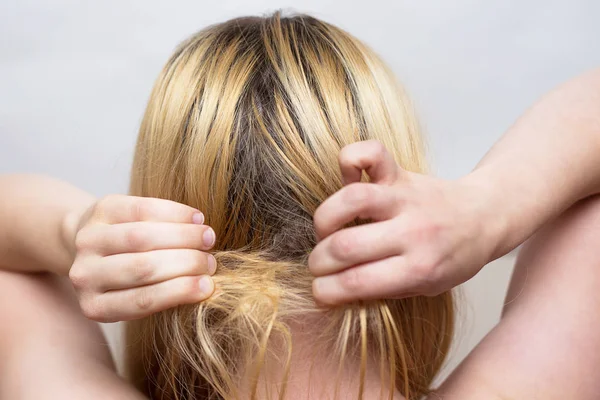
[125,11,453,400]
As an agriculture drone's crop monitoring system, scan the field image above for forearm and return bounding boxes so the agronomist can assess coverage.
[0,174,95,275]
[464,68,600,258]
[0,270,145,399]
[435,195,600,400]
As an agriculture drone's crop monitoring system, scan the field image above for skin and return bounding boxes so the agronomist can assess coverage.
[67,195,217,322]
[0,270,144,399]
[0,177,217,321]
[434,195,600,399]
[1,68,600,397]
[2,196,599,399]
[310,67,600,305]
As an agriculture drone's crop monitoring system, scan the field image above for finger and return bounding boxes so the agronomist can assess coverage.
[313,183,398,240]
[93,249,217,290]
[312,256,424,305]
[78,222,216,255]
[339,140,400,185]
[93,195,203,225]
[84,275,215,322]
[309,220,401,277]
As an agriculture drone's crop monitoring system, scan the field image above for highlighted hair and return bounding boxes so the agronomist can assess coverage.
[125,12,454,400]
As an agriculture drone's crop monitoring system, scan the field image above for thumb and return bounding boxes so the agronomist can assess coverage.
[339,140,403,185]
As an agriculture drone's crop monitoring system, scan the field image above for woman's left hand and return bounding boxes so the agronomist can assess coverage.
[309,140,508,305]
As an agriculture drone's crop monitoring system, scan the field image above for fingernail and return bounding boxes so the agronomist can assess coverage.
[207,254,217,275]
[192,212,205,225]
[203,228,216,247]
[198,275,214,296]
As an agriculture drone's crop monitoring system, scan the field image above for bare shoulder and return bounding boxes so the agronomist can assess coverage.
[431,196,600,400]
[0,270,145,399]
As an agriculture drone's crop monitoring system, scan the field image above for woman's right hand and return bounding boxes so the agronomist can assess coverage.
[64,195,216,322]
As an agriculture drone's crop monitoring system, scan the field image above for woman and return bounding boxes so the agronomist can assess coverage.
[1,11,600,400]
[123,13,453,399]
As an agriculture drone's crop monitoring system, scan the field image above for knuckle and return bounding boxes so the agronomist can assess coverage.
[337,268,362,292]
[134,287,155,311]
[74,228,93,252]
[338,144,354,165]
[418,223,442,242]
[125,227,148,250]
[410,256,442,291]
[69,266,89,290]
[413,260,435,281]
[129,198,149,221]
[307,250,320,274]
[130,254,155,282]
[368,140,387,158]
[313,207,334,241]
[343,184,372,209]
[96,194,122,216]
[80,296,109,322]
[330,232,356,261]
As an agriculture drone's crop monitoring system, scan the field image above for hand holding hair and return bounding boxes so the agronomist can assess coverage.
[308,140,501,305]
[310,68,600,306]
[65,195,216,322]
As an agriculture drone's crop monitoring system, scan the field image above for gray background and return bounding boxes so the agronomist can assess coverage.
[1,0,598,379]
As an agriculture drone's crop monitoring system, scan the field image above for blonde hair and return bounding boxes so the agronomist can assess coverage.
[125,12,454,400]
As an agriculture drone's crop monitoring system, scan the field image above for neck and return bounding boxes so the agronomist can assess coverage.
[239,316,405,400]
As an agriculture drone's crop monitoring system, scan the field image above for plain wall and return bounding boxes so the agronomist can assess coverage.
[1,0,598,382]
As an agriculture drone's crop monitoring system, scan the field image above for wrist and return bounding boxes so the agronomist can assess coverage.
[457,170,516,262]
